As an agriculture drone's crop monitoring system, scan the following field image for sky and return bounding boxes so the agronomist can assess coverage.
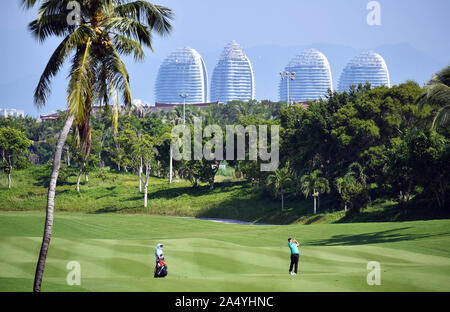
[0,0,449,117]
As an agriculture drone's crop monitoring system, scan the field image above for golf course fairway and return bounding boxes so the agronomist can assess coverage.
[0,212,449,292]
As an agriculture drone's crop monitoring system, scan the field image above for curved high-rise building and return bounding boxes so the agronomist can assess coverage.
[279,48,333,103]
[155,47,208,103]
[338,51,390,92]
[210,41,255,103]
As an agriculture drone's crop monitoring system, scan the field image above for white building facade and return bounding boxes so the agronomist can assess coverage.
[155,47,208,104]
[338,51,391,92]
[210,41,255,103]
[279,48,333,103]
[0,108,25,118]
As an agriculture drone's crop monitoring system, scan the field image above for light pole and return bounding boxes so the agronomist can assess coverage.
[280,71,295,107]
[179,93,189,128]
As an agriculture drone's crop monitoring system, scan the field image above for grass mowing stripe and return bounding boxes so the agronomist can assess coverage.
[0,212,449,291]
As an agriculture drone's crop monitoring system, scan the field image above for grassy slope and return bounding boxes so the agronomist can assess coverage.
[0,212,449,292]
[0,166,332,224]
[2,166,440,225]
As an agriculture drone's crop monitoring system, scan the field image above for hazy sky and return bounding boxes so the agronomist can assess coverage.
[0,0,449,116]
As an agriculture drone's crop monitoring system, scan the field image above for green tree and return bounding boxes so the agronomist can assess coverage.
[0,127,32,188]
[417,66,450,130]
[407,130,449,211]
[267,166,292,211]
[300,170,330,215]
[23,0,173,292]
[383,137,414,209]
[133,134,158,209]
[334,175,355,212]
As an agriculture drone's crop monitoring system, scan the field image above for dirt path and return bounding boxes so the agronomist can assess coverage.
[173,216,272,225]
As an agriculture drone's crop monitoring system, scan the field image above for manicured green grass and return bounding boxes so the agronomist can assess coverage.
[0,212,449,291]
[0,166,329,224]
[0,166,446,225]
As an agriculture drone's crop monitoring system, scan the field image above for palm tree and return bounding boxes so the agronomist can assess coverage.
[334,175,355,212]
[346,162,367,186]
[300,169,330,215]
[267,167,292,211]
[22,0,173,292]
[417,66,450,130]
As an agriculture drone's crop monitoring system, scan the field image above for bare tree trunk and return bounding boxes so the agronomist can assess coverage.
[143,164,150,209]
[8,170,11,189]
[66,147,70,166]
[34,114,74,292]
[85,172,88,182]
[144,182,148,208]
[7,156,12,188]
[76,162,84,192]
[169,145,173,184]
[281,193,284,211]
[139,156,142,193]
[313,196,317,215]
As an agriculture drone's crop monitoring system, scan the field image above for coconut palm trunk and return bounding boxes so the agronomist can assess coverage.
[34,114,74,292]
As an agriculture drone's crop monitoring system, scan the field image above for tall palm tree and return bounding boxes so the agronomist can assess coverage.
[267,167,292,211]
[417,66,450,130]
[22,0,173,292]
[300,169,330,215]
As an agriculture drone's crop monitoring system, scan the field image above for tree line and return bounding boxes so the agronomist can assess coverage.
[1,68,449,215]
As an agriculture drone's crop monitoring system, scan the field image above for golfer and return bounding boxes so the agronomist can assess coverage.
[288,238,300,275]
[155,243,164,264]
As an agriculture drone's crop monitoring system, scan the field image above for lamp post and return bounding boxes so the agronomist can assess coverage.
[280,71,295,107]
[179,93,189,128]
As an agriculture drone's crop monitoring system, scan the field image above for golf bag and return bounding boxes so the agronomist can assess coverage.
[154,259,168,278]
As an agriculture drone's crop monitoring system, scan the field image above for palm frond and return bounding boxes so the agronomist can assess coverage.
[34,25,95,107]
[115,1,173,37]
[29,12,74,42]
[104,46,133,108]
[113,34,145,60]
[67,37,95,127]
[21,0,40,9]
[101,16,152,49]
[431,105,450,129]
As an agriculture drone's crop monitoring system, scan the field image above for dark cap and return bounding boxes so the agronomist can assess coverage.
[288,238,292,242]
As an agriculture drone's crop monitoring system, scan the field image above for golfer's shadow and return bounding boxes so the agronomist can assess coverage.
[308,227,450,246]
